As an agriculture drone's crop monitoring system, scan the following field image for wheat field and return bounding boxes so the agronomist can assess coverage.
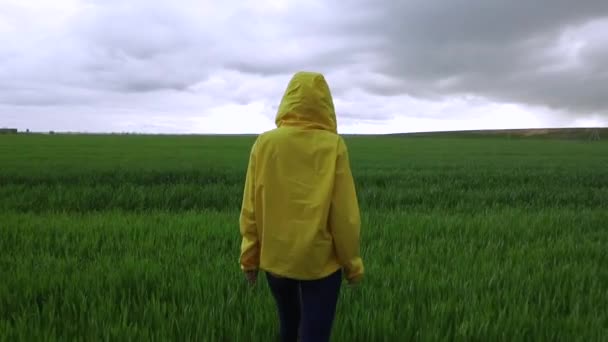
[1,133,607,341]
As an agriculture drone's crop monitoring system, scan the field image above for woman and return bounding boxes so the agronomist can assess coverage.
[239,71,364,342]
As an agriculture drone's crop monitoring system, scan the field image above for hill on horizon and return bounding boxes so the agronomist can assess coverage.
[387,127,605,140]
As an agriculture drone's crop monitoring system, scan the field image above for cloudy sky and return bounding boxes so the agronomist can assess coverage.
[1,0,607,134]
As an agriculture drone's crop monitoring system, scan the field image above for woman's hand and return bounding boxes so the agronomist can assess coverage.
[244,270,258,286]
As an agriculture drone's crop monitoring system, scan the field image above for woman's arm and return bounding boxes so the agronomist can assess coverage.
[239,141,259,273]
[329,137,364,284]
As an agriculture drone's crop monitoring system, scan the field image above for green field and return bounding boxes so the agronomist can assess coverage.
[1,133,607,341]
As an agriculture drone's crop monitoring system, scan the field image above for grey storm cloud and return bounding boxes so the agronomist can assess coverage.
[0,0,607,130]
[334,0,608,115]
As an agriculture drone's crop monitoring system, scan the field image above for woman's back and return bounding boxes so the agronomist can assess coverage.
[239,71,364,283]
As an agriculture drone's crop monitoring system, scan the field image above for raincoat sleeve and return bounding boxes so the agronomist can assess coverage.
[329,138,364,283]
[239,141,259,271]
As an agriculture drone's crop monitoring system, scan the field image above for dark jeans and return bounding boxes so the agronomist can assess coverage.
[265,269,342,342]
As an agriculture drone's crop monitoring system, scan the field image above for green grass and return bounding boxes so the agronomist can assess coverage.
[1,133,607,341]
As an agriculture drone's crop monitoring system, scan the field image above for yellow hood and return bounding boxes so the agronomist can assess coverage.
[275,71,338,133]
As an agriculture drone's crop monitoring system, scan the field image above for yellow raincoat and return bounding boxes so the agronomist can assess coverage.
[239,71,364,283]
